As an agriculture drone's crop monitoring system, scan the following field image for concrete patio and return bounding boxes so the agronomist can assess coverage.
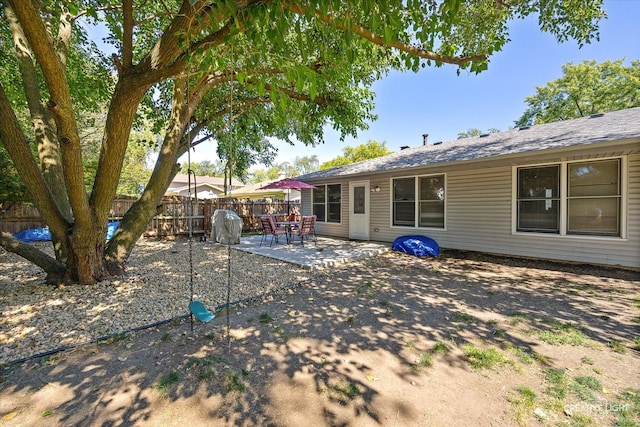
[232,234,390,269]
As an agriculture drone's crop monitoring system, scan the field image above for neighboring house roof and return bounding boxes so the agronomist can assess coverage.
[167,182,225,197]
[168,174,243,189]
[297,107,640,180]
[230,180,301,200]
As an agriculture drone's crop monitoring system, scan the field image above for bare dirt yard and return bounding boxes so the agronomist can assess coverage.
[1,244,639,426]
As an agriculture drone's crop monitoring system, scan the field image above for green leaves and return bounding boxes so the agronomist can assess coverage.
[536,0,605,47]
[319,140,393,170]
[515,59,640,126]
[0,144,29,203]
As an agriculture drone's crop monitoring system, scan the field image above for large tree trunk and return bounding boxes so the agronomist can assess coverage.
[1,1,216,284]
[104,161,181,275]
[5,4,72,263]
[104,79,191,273]
[65,225,107,284]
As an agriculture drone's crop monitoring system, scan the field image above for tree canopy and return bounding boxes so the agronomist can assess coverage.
[0,0,606,284]
[320,140,394,170]
[180,160,225,177]
[456,127,501,139]
[515,58,640,126]
[248,156,320,183]
[0,145,27,203]
[291,155,320,176]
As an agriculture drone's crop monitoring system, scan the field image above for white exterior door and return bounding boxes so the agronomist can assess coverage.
[349,180,370,240]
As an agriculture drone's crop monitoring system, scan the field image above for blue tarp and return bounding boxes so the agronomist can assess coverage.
[13,221,121,242]
[106,221,120,239]
[392,235,440,257]
[12,227,52,242]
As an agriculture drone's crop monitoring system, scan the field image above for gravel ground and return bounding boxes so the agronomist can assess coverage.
[2,246,639,426]
[0,239,316,364]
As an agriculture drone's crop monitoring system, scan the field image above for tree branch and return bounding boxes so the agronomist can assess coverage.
[283,2,486,66]
[573,97,584,117]
[54,9,73,66]
[0,83,70,242]
[189,97,264,146]
[4,4,72,224]
[122,0,134,69]
[188,81,330,152]
[266,84,332,105]
[7,1,73,111]
[0,232,66,284]
[7,0,91,229]
[188,17,235,56]
[104,77,189,262]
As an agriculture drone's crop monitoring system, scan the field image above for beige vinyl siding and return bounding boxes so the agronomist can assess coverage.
[505,155,639,268]
[301,188,312,216]
[368,168,512,248]
[623,154,640,266]
[302,181,350,238]
[369,176,391,241]
[445,168,512,250]
[302,153,639,268]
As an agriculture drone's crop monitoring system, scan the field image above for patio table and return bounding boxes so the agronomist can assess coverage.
[275,221,299,243]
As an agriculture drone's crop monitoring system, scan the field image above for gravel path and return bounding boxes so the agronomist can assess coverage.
[0,239,317,364]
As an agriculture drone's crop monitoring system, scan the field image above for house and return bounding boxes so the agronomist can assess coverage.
[296,107,640,269]
[229,180,301,202]
[166,174,244,199]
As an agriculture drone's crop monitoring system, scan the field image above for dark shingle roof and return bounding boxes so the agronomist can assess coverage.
[297,107,640,180]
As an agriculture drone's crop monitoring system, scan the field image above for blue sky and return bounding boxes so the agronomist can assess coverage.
[182,1,640,168]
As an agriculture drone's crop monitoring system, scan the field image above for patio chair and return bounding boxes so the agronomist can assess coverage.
[271,214,285,231]
[259,215,288,246]
[290,215,316,246]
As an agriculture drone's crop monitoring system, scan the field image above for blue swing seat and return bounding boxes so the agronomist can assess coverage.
[189,300,215,323]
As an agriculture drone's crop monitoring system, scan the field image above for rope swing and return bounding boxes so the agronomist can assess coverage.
[224,44,235,349]
[184,10,216,329]
[186,31,235,350]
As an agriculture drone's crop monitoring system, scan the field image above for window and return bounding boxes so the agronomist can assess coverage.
[393,177,415,226]
[419,175,445,228]
[353,186,365,214]
[516,159,622,237]
[517,165,560,232]
[567,159,620,236]
[313,184,341,223]
[393,175,445,228]
[312,186,325,221]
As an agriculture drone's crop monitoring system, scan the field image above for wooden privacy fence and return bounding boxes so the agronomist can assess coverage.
[0,202,43,235]
[0,197,301,237]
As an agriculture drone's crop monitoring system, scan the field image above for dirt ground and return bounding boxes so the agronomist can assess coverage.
[1,250,639,427]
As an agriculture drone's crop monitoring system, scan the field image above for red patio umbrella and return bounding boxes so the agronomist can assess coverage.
[258,178,316,215]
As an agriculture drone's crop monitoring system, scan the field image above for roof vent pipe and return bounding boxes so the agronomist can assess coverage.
[422,133,429,145]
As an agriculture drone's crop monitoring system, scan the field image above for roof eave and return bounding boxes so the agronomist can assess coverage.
[300,136,640,183]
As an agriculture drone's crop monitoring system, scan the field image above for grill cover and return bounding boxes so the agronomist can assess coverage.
[211,209,241,244]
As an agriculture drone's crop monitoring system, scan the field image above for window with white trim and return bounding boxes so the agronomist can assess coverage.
[392,175,445,228]
[567,159,621,235]
[517,165,560,232]
[516,159,622,236]
[393,177,415,226]
[313,184,341,223]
